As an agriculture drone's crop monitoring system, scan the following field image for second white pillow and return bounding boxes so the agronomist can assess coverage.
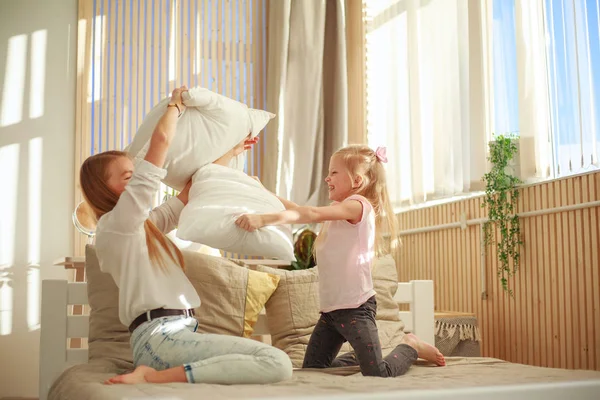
[177,164,295,261]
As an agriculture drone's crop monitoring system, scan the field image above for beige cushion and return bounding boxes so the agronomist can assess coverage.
[86,245,278,362]
[255,267,320,365]
[184,252,249,336]
[257,255,405,368]
[86,245,133,362]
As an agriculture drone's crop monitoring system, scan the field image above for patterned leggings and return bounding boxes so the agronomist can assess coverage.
[302,296,417,377]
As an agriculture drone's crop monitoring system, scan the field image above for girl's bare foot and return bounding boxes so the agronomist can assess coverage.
[402,333,446,366]
[105,365,155,385]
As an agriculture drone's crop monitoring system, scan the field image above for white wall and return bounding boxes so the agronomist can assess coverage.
[0,0,76,397]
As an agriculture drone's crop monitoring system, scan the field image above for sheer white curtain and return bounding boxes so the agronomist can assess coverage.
[511,0,553,180]
[511,0,600,180]
[543,0,600,176]
[365,0,488,206]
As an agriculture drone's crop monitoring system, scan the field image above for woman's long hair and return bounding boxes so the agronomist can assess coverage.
[79,151,184,271]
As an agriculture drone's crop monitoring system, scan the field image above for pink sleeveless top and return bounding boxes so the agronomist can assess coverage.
[315,194,376,313]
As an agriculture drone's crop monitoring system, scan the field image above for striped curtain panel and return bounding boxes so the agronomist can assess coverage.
[74,0,268,255]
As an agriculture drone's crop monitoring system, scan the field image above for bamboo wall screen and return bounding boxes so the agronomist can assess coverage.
[74,0,268,255]
[395,171,600,371]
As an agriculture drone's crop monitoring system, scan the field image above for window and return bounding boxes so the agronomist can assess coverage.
[491,0,520,137]
[487,0,600,178]
[364,0,600,207]
[544,0,600,176]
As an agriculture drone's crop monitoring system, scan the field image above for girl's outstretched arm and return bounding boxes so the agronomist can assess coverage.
[235,200,363,232]
[276,197,299,210]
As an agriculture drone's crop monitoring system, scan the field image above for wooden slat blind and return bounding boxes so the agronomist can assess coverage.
[74,0,268,255]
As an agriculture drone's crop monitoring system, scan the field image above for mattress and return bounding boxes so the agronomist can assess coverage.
[49,356,600,400]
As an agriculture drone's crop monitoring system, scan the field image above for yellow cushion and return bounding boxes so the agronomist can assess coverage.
[243,269,280,337]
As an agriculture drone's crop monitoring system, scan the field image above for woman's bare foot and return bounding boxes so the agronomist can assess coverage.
[105,365,155,385]
[402,333,446,366]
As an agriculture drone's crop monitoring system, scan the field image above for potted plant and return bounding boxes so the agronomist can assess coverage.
[290,228,317,270]
[482,134,522,295]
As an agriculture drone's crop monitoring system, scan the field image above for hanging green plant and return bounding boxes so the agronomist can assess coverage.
[481,135,523,296]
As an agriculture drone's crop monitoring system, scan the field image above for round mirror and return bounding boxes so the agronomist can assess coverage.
[72,201,96,243]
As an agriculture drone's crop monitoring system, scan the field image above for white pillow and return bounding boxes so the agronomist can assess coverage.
[176,164,295,261]
[127,86,275,190]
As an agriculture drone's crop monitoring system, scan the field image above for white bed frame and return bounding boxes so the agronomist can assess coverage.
[39,279,435,400]
[39,279,600,400]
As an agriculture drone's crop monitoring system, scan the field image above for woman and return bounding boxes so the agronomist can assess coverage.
[80,86,292,385]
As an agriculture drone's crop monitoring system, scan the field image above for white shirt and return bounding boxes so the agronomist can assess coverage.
[95,160,201,327]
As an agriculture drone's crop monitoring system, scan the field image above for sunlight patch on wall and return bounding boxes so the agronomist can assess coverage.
[0,143,19,336]
[0,143,19,269]
[1,35,27,127]
[28,137,42,265]
[27,267,40,331]
[29,30,47,120]
[0,277,12,336]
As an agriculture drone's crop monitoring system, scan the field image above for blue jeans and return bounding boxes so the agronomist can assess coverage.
[130,315,293,384]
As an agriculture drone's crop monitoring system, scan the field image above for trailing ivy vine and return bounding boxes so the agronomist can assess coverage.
[482,135,523,296]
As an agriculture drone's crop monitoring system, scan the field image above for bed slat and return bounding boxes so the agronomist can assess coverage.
[394,282,413,303]
[67,282,88,305]
[399,311,414,332]
[66,348,89,365]
[67,315,90,338]
[411,280,435,344]
[40,280,68,400]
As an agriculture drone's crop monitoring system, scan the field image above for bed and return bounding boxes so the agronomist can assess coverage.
[39,248,600,400]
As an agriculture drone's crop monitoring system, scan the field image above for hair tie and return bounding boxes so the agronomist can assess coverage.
[375,146,388,163]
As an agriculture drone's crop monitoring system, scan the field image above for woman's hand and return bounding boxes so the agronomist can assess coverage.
[177,180,192,205]
[170,86,188,106]
[243,136,259,150]
[232,135,260,157]
[235,214,265,232]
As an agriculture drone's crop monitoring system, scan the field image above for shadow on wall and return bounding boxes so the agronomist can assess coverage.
[0,0,77,397]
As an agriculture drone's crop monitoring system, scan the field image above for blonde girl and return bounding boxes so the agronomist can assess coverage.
[80,86,292,385]
[236,145,445,377]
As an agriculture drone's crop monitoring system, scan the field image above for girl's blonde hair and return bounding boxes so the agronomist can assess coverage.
[79,151,184,271]
[323,144,400,256]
